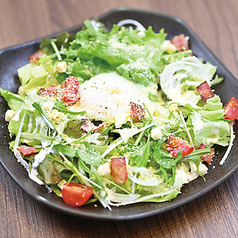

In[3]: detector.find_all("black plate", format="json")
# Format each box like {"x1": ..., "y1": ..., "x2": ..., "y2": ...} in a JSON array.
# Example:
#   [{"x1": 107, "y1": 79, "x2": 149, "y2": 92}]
[{"x1": 0, "y1": 8, "x2": 238, "y2": 221}]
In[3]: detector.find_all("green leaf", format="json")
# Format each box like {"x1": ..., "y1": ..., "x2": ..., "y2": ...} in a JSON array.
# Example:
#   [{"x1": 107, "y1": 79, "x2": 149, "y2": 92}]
[
  {"x1": 0, "y1": 88, "x2": 24, "y2": 111},
  {"x1": 32, "y1": 102, "x2": 57, "y2": 131},
  {"x1": 40, "y1": 32, "x2": 76, "y2": 55},
  {"x1": 76, "y1": 141, "x2": 102, "y2": 167},
  {"x1": 53, "y1": 144, "x2": 77, "y2": 158},
  {"x1": 53, "y1": 99, "x2": 86, "y2": 115},
  {"x1": 37, "y1": 154, "x2": 66, "y2": 185},
  {"x1": 84, "y1": 20, "x2": 98, "y2": 35},
  {"x1": 189, "y1": 96, "x2": 230, "y2": 147},
  {"x1": 40, "y1": 38, "x2": 54, "y2": 55},
  {"x1": 130, "y1": 136, "x2": 151, "y2": 167},
  {"x1": 145, "y1": 190, "x2": 180, "y2": 202},
  {"x1": 153, "y1": 141, "x2": 183, "y2": 185}
]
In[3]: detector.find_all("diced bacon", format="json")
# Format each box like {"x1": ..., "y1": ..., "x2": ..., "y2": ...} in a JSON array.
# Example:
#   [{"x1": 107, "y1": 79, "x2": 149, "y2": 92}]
[
  {"x1": 81, "y1": 120, "x2": 108, "y2": 133},
  {"x1": 81, "y1": 120, "x2": 96, "y2": 133},
  {"x1": 167, "y1": 134, "x2": 194, "y2": 157},
  {"x1": 196, "y1": 81, "x2": 215, "y2": 102},
  {"x1": 198, "y1": 143, "x2": 215, "y2": 164},
  {"x1": 110, "y1": 157, "x2": 128, "y2": 184},
  {"x1": 130, "y1": 102, "x2": 145, "y2": 121},
  {"x1": 93, "y1": 122, "x2": 108, "y2": 132},
  {"x1": 40, "y1": 85, "x2": 58, "y2": 97},
  {"x1": 171, "y1": 34, "x2": 190, "y2": 52},
  {"x1": 61, "y1": 76, "x2": 80, "y2": 105},
  {"x1": 17, "y1": 146, "x2": 38, "y2": 156},
  {"x1": 29, "y1": 50, "x2": 44, "y2": 63}
]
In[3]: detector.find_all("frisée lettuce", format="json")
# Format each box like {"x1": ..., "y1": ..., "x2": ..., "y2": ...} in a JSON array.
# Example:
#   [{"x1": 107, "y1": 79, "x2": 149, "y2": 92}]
[{"x1": 0, "y1": 19, "x2": 234, "y2": 209}]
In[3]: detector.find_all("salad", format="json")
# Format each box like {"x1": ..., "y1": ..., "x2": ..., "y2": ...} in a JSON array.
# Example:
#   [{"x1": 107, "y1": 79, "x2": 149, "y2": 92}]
[{"x1": 1, "y1": 19, "x2": 238, "y2": 210}]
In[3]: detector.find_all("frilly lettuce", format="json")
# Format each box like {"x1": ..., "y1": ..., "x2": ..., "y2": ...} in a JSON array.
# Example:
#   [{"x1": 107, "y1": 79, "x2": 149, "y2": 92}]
[
  {"x1": 188, "y1": 96, "x2": 230, "y2": 147},
  {"x1": 18, "y1": 55, "x2": 59, "y2": 93}
]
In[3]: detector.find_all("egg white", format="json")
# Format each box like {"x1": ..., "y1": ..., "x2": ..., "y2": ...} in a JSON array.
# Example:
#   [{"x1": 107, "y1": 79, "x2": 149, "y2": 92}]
[{"x1": 69, "y1": 72, "x2": 164, "y2": 127}]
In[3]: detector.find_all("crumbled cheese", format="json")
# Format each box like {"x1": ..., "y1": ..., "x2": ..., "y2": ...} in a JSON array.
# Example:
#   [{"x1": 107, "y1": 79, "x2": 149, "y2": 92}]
[
  {"x1": 97, "y1": 163, "x2": 111, "y2": 177},
  {"x1": 48, "y1": 109, "x2": 66, "y2": 123},
  {"x1": 42, "y1": 100, "x2": 54, "y2": 111},
  {"x1": 161, "y1": 40, "x2": 177, "y2": 54},
  {"x1": 151, "y1": 127, "x2": 163, "y2": 140},
  {"x1": 18, "y1": 85, "x2": 26, "y2": 96},
  {"x1": 187, "y1": 162, "x2": 208, "y2": 182},
  {"x1": 57, "y1": 61, "x2": 67, "y2": 73},
  {"x1": 5, "y1": 110, "x2": 15, "y2": 122},
  {"x1": 199, "y1": 163, "x2": 208, "y2": 175}
]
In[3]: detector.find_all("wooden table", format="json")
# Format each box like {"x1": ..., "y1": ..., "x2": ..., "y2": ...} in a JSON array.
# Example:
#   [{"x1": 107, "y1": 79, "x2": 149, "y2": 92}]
[{"x1": 0, "y1": 0, "x2": 238, "y2": 237}]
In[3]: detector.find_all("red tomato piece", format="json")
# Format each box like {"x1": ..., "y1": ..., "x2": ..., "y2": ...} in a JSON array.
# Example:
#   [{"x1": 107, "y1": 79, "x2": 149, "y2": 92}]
[
  {"x1": 224, "y1": 96, "x2": 238, "y2": 120},
  {"x1": 197, "y1": 143, "x2": 215, "y2": 164},
  {"x1": 62, "y1": 182, "x2": 93, "y2": 207},
  {"x1": 167, "y1": 134, "x2": 194, "y2": 157},
  {"x1": 197, "y1": 143, "x2": 207, "y2": 150},
  {"x1": 130, "y1": 102, "x2": 145, "y2": 121},
  {"x1": 110, "y1": 157, "x2": 128, "y2": 184},
  {"x1": 171, "y1": 34, "x2": 190, "y2": 52},
  {"x1": 29, "y1": 50, "x2": 44, "y2": 63},
  {"x1": 40, "y1": 85, "x2": 58, "y2": 97},
  {"x1": 196, "y1": 81, "x2": 215, "y2": 102},
  {"x1": 17, "y1": 146, "x2": 38, "y2": 156},
  {"x1": 61, "y1": 76, "x2": 80, "y2": 105}
]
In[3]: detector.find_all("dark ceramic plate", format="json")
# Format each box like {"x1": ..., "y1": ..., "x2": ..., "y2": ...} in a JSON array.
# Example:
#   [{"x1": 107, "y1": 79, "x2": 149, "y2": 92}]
[{"x1": 0, "y1": 8, "x2": 238, "y2": 221}]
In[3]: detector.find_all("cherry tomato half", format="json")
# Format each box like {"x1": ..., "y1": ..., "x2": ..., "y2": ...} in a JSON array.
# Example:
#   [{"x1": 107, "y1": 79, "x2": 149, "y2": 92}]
[
  {"x1": 224, "y1": 96, "x2": 238, "y2": 120},
  {"x1": 167, "y1": 134, "x2": 194, "y2": 157},
  {"x1": 62, "y1": 182, "x2": 93, "y2": 207}
]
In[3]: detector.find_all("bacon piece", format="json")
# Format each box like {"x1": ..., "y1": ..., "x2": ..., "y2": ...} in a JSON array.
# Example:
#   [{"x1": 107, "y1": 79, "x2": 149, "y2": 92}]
[
  {"x1": 167, "y1": 134, "x2": 194, "y2": 157},
  {"x1": 130, "y1": 102, "x2": 145, "y2": 121},
  {"x1": 110, "y1": 157, "x2": 128, "y2": 184},
  {"x1": 196, "y1": 81, "x2": 215, "y2": 102},
  {"x1": 40, "y1": 85, "x2": 58, "y2": 97},
  {"x1": 198, "y1": 143, "x2": 215, "y2": 164},
  {"x1": 29, "y1": 50, "x2": 44, "y2": 63},
  {"x1": 17, "y1": 146, "x2": 38, "y2": 156},
  {"x1": 171, "y1": 34, "x2": 190, "y2": 52},
  {"x1": 81, "y1": 120, "x2": 95, "y2": 133},
  {"x1": 93, "y1": 122, "x2": 108, "y2": 132},
  {"x1": 81, "y1": 120, "x2": 108, "y2": 133},
  {"x1": 61, "y1": 76, "x2": 80, "y2": 105}
]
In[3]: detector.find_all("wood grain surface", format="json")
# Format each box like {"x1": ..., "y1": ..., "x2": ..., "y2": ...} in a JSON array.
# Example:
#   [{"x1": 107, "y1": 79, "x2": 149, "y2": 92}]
[{"x1": 0, "y1": 0, "x2": 238, "y2": 237}]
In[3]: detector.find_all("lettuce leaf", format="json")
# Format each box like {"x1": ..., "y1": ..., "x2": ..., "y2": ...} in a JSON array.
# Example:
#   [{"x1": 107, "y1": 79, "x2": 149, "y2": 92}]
[
  {"x1": 0, "y1": 88, "x2": 24, "y2": 111},
  {"x1": 188, "y1": 96, "x2": 230, "y2": 147},
  {"x1": 17, "y1": 55, "x2": 59, "y2": 92}
]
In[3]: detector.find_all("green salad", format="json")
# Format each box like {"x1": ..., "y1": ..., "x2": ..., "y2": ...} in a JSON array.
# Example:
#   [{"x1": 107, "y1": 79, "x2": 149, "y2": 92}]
[{"x1": 0, "y1": 19, "x2": 234, "y2": 209}]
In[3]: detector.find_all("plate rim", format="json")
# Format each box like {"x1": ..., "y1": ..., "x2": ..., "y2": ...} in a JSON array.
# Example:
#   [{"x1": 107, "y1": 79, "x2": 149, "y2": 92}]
[{"x1": 0, "y1": 7, "x2": 238, "y2": 221}]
